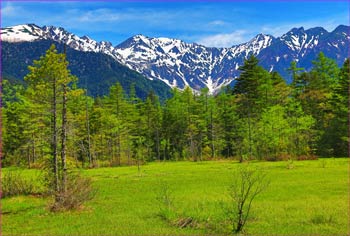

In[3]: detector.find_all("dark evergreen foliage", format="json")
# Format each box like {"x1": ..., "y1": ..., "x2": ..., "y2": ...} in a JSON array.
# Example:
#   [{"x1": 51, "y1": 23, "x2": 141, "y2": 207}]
[
  {"x1": 2, "y1": 50, "x2": 348, "y2": 169},
  {"x1": 2, "y1": 40, "x2": 172, "y2": 101}
]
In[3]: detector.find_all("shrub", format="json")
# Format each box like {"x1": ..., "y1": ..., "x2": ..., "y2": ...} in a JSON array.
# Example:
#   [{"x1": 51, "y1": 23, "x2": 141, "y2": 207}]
[
  {"x1": 50, "y1": 173, "x2": 95, "y2": 212},
  {"x1": 1, "y1": 171, "x2": 35, "y2": 197},
  {"x1": 156, "y1": 181, "x2": 175, "y2": 221},
  {"x1": 224, "y1": 165, "x2": 270, "y2": 234},
  {"x1": 286, "y1": 159, "x2": 294, "y2": 169},
  {"x1": 296, "y1": 155, "x2": 318, "y2": 160},
  {"x1": 311, "y1": 214, "x2": 335, "y2": 224}
]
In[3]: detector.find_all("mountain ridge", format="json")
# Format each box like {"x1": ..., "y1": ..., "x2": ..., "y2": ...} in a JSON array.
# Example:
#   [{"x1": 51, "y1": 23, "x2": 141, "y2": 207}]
[
  {"x1": 1, "y1": 39, "x2": 173, "y2": 100},
  {"x1": 2, "y1": 24, "x2": 349, "y2": 94}
]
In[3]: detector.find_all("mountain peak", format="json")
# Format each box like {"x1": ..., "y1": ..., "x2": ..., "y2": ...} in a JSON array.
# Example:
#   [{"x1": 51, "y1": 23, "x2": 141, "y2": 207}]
[
  {"x1": 282, "y1": 27, "x2": 306, "y2": 37},
  {"x1": 81, "y1": 35, "x2": 92, "y2": 41},
  {"x1": 1, "y1": 24, "x2": 44, "y2": 42},
  {"x1": 305, "y1": 26, "x2": 328, "y2": 35},
  {"x1": 293, "y1": 26, "x2": 304, "y2": 31},
  {"x1": 333, "y1": 24, "x2": 350, "y2": 34},
  {"x1": 2, "y1": 24, "x2": 349, "y2": 94},
  {"x1": 26, "y1": 23, "x2": 41, "y2": 28},
  {"x1": 133, "y1": 34, "x2": 149, "y2": 41},
  {"x1": 253, "y1": 33, "x2": 274, "y2": 41},
  {"x1": 42, "y1": 25, "x2": 66, "y2": 33}
]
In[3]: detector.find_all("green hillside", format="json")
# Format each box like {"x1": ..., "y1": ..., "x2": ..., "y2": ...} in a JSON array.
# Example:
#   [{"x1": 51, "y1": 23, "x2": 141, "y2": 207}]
[{"x1": 2, "y1": 41, "x2": 172, "y2": 100}]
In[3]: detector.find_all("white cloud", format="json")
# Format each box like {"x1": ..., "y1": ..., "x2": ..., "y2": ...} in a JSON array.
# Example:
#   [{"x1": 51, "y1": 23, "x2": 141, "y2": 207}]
[
  {"x1": 77, "y1": 9, "x2": 123, "y2": 23},
  {"x1": 208, "y1": 20, "x2": 227, "y2": 26},
  {"x1": 1, "y1": 3, "x2": 22, "y2": 17},
  {"x1": 197, "y1": 30, "x2": 248, "y2": 48}
]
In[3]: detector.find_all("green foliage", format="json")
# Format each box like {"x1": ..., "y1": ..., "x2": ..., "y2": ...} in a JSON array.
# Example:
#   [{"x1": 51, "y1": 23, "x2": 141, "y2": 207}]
[
  {"x1": 293, "y1": 54, "x2": 347, "y2": 157},
  {"x1": 156, "y1": 181, "x2": 176, "y2": 221},
  {"x1": 310, "y1": 213, "x2": 335, "y2": 225},
  {"x1": 1, "y1": 78, "x2": 26, "y2": 106},
  {"x1": 2, "y1": 40, "x2": 172, "y2": 101},
  {"x1": 3, "y1": 51, "x2": 348, "y2": 169},
  {"x1": 1, "y1": 171, "x2": 35, "y2": 197},
  {"x1": 7, "y1": 46, "x2": 349, "y2": 235}
]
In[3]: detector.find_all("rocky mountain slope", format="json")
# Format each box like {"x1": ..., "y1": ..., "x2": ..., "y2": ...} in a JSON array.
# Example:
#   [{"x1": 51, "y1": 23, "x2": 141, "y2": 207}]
[{"x1": 2, "y1": 24, "x2": 349, "y2": 94}]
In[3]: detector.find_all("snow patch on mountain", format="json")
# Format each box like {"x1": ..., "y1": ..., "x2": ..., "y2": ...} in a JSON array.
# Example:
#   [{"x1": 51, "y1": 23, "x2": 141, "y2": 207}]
[
  {"x1": 1, "y1": 24, "x2": 43, "y2": 42},
  {"x1": 2, "y1": 24, "x2": 349, "y2": 94}
]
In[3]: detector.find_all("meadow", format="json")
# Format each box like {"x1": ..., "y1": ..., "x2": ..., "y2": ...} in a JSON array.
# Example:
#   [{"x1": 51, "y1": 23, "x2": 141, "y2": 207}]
[{"x1": 2, "y1": 158, "x2": 349, "y2": 235}]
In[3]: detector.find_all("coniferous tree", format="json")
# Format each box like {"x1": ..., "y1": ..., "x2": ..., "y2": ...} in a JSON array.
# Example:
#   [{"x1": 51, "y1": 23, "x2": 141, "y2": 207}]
[
  {"x1": 216, "y1": 90, "x2": 239, "y2": 158},
  {"x1": 324, "y1": 59, "x2": 350, "y2": 156},
  {"x1": 24, "y1": 44, "x2": 75, "y2": 193},
  {"x1": 141, "y1": 91, "x2": 163, "y2": 161},
  {"x1": 302, "y1": 53, "x2": 340, "y2": 156},
  {"x1": 233, "y1": 55, "x2": 273, "y2": 159},
  {"x1": 3, "y1": 51, "x2": 346, "y2": 168}
]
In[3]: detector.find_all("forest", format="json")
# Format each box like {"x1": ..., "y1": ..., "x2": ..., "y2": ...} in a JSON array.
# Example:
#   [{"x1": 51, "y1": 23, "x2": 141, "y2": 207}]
[
  {"x1": 2, "y1": 44, "x2": 349, "y2": 235},
  {"x1": 2, "y1": 44, "x2": 349, "y2": 170}
]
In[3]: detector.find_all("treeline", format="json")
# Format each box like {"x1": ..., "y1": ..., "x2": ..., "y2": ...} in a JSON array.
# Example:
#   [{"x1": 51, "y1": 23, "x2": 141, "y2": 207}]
[{"x1": 3, "y1": 45, "x2": 349, "y2": 168}]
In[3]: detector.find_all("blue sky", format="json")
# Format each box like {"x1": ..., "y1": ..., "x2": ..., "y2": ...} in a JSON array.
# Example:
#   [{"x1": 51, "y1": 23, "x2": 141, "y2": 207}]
[{"x1": 1, "y1": 1, "x2": 349, "y2": 47}]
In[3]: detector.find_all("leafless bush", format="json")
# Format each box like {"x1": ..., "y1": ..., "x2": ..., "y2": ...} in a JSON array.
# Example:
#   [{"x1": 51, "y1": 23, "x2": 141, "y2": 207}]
[
  {"x1": 50, "y1": 173, "x2": 95, "y2": 212},
  {"x1": 225, "y1": 165, "x2": 270, "y2": 234}
]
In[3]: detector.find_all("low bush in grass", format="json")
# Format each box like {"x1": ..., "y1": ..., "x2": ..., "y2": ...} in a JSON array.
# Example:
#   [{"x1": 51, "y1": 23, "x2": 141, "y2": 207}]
[
  {"x1": 296, "y1": 155, "x2": 318, "y2": 161},
  {"x1": 1, "y1": 171, "x2": 36, "y2": 197},
  {"x1": 224, "y1": 165, "x2": 270, "y2": 234},
  {"x1": 311, "y1": 214, "x2": 335, "y2": 225},
  {"x1": 156, "y1": 181, "x2": 176, "y2": 221},
  {"x1": 50, "y1": 173, "x2": 96, "y2": 212}
]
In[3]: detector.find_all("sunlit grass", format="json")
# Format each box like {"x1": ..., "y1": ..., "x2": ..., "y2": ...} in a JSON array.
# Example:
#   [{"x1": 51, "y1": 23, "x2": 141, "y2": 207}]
[{"x1": 2, "y1": 158, "x2": 349, "y2": 235}]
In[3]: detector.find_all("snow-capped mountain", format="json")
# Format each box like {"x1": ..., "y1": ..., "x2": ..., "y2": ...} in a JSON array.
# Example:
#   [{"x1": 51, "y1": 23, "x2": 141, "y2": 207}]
[
  {"x1": 114, "y1": 33, "x2": 276, "y2": 93},
  {"x1": 1, "y1": 24, "x2": 117, "y2": 56},
  {"x1": 2, "y1": 24, "x2": 349, "y2": 94},
  {"x1": 114, "y1": 26, "x2": 349, "y2": 92}
]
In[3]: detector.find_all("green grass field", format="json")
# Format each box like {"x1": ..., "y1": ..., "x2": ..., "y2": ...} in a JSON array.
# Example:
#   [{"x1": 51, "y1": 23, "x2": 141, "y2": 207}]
[{"x1": 2, "y1": 158, "x2": 349, "y2": 235}]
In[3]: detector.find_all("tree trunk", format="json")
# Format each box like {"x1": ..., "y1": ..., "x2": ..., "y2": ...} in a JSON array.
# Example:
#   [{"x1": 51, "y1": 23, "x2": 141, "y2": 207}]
[
  {"x1": 127, "y1": 143, "x2": 131, "y2": 166},
  {"x1": 85, "y1": 90, "x2": 93, "y2": 167},
  {"x1": 210, "y1": 108, "x2": 215, "y2": 159},
  {"x1": 117, "y1": 133, "x2": 121, "y2": 166},
  {"x1": 32, "y1": 134, "x2": 36, "y2": 163},
  {"x1": 137, "y1": 155, "x2": 141, "y2": 175},
  {"x1": 247, "y1": 102, "x2": 252, "y2": 161},
  {"x1": 52, "y1": 76, "x2": 59, "y2": 193},
  {"x1": 156, "y1": 128, "x2": 160, "y2": 161},
  {"x1": 27, "y1": 146, "x2": 31, "y2": 169},
  {"x1": 61, "y1": 83, "x2": 67, "y2": 193},
  {"x1": 235, "y1": 205, "x2": 244, "y2": 233}
]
